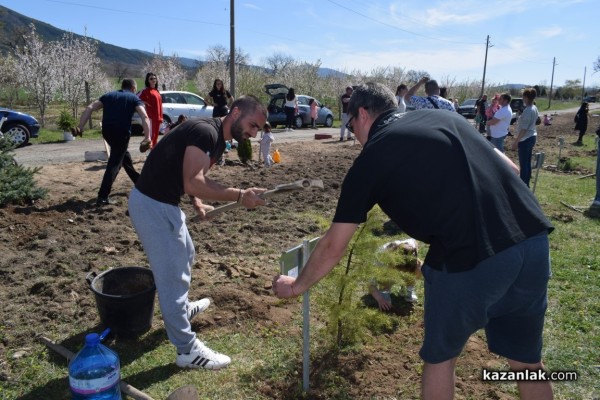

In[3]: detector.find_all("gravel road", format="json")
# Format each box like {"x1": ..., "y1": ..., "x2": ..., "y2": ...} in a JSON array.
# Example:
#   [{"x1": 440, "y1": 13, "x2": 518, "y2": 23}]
[
  {"x1": 13, "y1": 104, "x2": 597, "y2": 167},
  {"x1": 13, "y1": 127, "x2": 340, "y2": 167}
]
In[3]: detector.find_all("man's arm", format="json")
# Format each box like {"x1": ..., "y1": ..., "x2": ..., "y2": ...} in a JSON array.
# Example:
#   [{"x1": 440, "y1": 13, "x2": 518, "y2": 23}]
[
  {"x1": 182, "y1": 145, "x2": 266, "y2": 216},
  {"x1": 77, "y1": 100, "x2": 103, "y2": 131},
  {"x1": 272, "y1": 222, "x2": 359, "y2": 298},
  {"x1": 135, "y1": 105, "x2": 152, "y2": 141},
  {"x1": 494, "y1": 147, "x2": 519, "y2": 174},
  {"x1": 404, "y1": 76, "x2": 429, "y2": 104},
  {"x1": 487, "y1": 117, "x2": 500, "y2": 126}
]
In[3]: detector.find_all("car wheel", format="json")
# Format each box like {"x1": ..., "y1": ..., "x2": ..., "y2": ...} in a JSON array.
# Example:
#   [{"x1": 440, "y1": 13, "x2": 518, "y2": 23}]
[
  {"x1": 270, "y1": 123, "x2": 278, "y2": 128},
  {"x1": 3, "y1": 123, "x2": 30, "y2": 147},
  {"x1": 294, "y1": 116, "x2": 303, "y2": 129},
  {"x1": 324, "y1": 115, "x2": 334, "y2": 127}
]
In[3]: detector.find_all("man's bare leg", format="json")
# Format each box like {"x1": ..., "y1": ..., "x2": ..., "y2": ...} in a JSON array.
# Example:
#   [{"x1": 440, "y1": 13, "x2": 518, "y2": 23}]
[
  {"x1": 422, "y1": 357, "x2": 457, "y2": 400},
  {"x1": 507, "y1": 359, "x2": 553, "y2": 400}
]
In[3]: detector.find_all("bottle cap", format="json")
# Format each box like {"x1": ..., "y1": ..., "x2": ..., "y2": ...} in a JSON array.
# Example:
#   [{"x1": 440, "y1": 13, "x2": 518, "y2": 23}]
[{"x1": 84, "y1": 333, "x2": 100, "y2": 346}]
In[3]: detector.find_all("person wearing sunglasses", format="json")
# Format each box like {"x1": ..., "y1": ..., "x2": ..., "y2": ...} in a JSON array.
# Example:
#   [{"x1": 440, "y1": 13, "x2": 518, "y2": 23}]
[
  {"x1": 274, "y1": 82, "x2": 554, "y2": 400},
  {"x1": 139, "y1": 72, "x2": 163, "y2": 149}
]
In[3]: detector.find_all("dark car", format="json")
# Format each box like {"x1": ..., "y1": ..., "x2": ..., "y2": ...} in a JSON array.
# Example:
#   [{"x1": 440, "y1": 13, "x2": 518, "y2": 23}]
[
  {"x1": 509, "y1": 98, "x2": 524, "y2": 125},
  {"x1": 583, "y1": 96, "x2": 596, "y2": 103},
  {"x1": 457, "y1": 99, "x2": 478, "y2": 119},
  {"x1": 509, "y1": 98, "x2": 524, "y2": 113},
  {"x1": 264, "y1": 84, "x2": 334, "y2": 129},
  {"x1": 0, "y1": 108, "x2": 41, "y2": 147}
]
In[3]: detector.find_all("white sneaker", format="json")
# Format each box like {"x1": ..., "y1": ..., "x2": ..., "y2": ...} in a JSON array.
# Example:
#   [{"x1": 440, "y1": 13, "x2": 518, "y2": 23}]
[
  {"x1": 187, "y1": 298, "x2": 210, "y2": 321},
  {"x1": 404, "y1": 286, "x2": 418, "y2": 303},
  {"x1": 176, "y1": 339, "x2": 231, "y2": 370}
]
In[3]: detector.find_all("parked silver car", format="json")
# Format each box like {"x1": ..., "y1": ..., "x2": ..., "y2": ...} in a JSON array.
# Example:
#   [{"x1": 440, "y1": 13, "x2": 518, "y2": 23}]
[
  {"x1": 265, "y1": 84, "x2": 334, "y2": 129},
  {"x1": 131, "y1": 91, "x2": 214, "y2": 135}
]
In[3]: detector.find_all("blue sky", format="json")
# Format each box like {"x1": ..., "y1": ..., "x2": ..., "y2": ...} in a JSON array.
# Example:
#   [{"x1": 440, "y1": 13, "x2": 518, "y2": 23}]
[{"x1": 4, "y1": 0, "x2": 599, "y2": 88}]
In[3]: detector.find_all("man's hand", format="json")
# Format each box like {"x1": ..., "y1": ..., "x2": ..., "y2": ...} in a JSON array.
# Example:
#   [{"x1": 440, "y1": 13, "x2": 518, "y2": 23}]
[
  {"x1": 272, "y1": 274, "x2": 299, "y2": 298},
  {"x1": 139, "y1": 138, "x2": 151, "y2": 153},
  {"x1": 239, "y1": 188, "x2": 268, "y2": 209},
  {"x1": 371, "y1": 290, "x2": 392, "y2": 311},
  {"x1": 191, "y1": 197, "x2": 214, "y2": 221}
]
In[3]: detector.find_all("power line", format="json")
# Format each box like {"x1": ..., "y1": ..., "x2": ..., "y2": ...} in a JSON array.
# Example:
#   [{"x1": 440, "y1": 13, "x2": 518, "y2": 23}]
[
  {"x1": 44, "y1": 0, "x2": 226, "y2": 27},
  {"x1": 326, "y1": 0, "x2": 480, "y2": 45},
  {"x1": 43, "y1": 0, "x2": 305, "y2": 47}
]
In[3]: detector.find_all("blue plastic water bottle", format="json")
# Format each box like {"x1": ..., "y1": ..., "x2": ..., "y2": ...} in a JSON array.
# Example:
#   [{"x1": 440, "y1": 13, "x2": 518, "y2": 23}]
[{"x1": 68, "y1": 330, "x2": 121, "y2": 400}]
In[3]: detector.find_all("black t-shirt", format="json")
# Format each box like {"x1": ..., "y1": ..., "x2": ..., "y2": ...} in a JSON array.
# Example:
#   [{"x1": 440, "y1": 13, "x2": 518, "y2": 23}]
[
  {"x1": 341, "y1": 94, "x2": 352, "y2": 113},
  {"x1": 333, "y1": 109, "x2": 553, "y2": 272},
  {"x1": 209, "y1": 89, "x2": 232, "y2": 108},
  {"x1": 135, "y1": 118, "x2": 226, "y2": 205}
]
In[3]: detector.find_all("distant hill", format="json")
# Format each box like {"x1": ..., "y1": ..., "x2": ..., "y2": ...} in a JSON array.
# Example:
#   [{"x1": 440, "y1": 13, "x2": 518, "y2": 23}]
[
  {"x1": 0, "y1": 5, "x2": 156, "y2": 71},
  {"x1": 0, "y1": 5, "x2": 342, "y2": 79}
]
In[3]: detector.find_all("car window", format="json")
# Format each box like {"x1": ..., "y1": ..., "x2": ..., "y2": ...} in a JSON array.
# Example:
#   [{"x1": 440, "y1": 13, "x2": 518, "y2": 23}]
[
  {"x1": 181, "y1": 93, "x2": 205, "y2": 106},
  {"x1": 297, "y1": 97, "x2": 309, "y2": 106},
  {"x1": 162, "y1": 93, "x2": 183, "y2": 104},
  {"x1": 273, "y1": 98, "x2": 284, "y2": 110},
  {"x1": 161, "y1": 94, "x2": 173, "y2": 103}
]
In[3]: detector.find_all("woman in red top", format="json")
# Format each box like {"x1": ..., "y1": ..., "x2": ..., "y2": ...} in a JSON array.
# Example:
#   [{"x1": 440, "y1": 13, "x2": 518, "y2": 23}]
[{"x1": 139, "y1": 72, "x2": 163, "y2": 148}]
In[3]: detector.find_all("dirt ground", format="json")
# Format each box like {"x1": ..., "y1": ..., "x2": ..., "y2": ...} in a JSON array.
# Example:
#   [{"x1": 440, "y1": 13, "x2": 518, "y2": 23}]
[{"x1": 0, "y1": 111, "x2": 597, "y2": 399}]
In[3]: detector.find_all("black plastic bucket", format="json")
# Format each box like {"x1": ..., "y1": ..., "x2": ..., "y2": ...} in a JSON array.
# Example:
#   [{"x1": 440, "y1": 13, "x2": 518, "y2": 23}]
[{"x1": 86, "y1": 266, "x2": 156, "y2": 338}]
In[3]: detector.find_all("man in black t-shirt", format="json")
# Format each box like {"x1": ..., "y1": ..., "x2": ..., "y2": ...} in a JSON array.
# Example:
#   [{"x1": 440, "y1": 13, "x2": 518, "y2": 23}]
[
  {"x1": 273, "y1": 83, "x2": 554, "y2": 399},
  {"x1": 129, "y1": 95, "x2": 268, "y2": 370},
  {"x1": 475, "y1": 94, "x2": 488, "y2": 133}
]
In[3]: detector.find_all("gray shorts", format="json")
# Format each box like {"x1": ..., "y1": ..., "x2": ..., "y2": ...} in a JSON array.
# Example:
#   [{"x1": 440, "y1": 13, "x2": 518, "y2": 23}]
[{"x1": 419, "y1": 233, "x2": 550, "y2": 364}]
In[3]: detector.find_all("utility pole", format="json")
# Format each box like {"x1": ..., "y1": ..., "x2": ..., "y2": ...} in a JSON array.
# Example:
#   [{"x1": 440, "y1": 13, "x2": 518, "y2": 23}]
[
  {"x1": 581, "y1": 66, "x2": 587, "y2": 100},
  {"x1": 548, "y1": 57, "x2": 556, "y2": 109},
  {"x1": 229, "y1": 0, "x2": 236, "y2": 98},
  {"x1": 480, "y1": 35, "x2": 492, "y2": 97}
]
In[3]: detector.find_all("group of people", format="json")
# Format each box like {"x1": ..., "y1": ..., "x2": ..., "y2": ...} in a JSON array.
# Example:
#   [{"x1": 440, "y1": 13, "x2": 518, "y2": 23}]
[
  {"x1": 71, "y1": 74, "x2": 600, "y2": 399},
  {"x1": 73, "y1": 74, "x2": 240, "y2": 205}
]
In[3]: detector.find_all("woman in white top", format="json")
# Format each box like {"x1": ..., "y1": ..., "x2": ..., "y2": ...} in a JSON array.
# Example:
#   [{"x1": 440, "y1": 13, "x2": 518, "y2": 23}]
[
  {"x1": 284, "y1": 88, "x2": 297, "y2": 131},
  {"x1": 511, "y1": 88, "x2": 539, "y2": 187}
]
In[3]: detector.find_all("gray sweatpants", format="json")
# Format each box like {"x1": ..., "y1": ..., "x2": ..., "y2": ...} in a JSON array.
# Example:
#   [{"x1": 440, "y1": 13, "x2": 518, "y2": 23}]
[{"x1": 128, "y1": 187, "x2": 196, "y2": 354}]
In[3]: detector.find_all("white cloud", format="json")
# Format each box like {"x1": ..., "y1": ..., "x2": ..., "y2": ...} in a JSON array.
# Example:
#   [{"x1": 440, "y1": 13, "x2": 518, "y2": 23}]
[
  {"x1": 536, "y1": 26, "x2": 562, "y2": 38},
  {"x1": 242, "y1": 3, "x2": 260, "y2": 11}
]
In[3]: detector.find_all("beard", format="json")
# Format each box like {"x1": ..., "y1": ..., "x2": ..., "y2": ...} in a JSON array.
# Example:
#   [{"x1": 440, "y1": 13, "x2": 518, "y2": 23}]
[{"x1": 230, "y1": 117, "x2": 246, "y2": 143}]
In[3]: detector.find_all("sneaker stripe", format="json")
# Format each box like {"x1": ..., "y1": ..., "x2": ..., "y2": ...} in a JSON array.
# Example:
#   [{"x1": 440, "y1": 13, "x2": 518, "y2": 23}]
[{"x1": 191, "y1": 356, "x2": 207, "y2": 366}]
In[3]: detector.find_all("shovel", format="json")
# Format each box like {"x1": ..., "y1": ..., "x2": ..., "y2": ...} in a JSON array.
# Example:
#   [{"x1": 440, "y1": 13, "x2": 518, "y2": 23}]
[
  {"x1": 194, "y1": 179, "x2": 324, "y2": 221},
  {"x1": 38, "y1": 336, "x2": 199, "y2": 400}
]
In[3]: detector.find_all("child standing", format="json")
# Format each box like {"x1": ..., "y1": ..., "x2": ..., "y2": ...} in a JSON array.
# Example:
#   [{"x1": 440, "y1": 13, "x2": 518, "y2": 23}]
[
  {"x1": 260, "y1": 122, "x2": 275, "y2": 167},
  {"x1": 309, "y1": 98, "x2": 319, "y2": 129}
]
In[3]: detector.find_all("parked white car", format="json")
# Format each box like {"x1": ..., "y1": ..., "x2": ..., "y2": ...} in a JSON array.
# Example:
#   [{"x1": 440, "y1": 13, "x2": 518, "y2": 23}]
[{"x1": 131, "y1": 91, "x2": 214, "y2": 135}]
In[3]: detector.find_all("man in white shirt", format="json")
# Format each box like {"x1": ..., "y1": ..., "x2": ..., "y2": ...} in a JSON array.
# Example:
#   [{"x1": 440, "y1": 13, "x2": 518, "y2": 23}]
[{"x1": 486, "y1": 93, "x2": 513, "y2": 153}]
